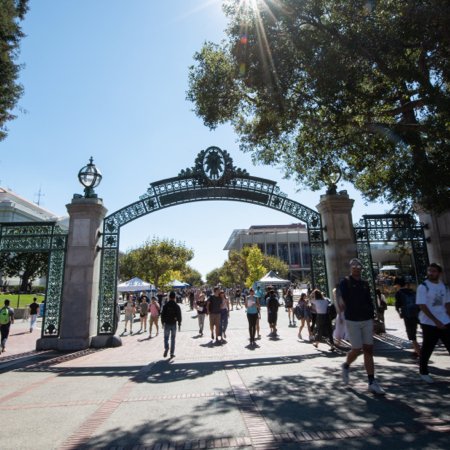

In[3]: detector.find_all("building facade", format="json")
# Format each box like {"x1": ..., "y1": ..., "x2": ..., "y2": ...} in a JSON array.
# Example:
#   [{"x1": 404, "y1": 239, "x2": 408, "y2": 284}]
[
  {"x1": 0, "y1": 187, "x2": 68, "y2": 288},
  {"x1": 224, "y1": 224, "x2": 311, "y2": 282}
]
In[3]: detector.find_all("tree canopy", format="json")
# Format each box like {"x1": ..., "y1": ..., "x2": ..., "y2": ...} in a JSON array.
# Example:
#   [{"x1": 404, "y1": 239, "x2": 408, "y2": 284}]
[
  {"x1": 0, "y1": 0, "x2": 29, "y2": 141},
  {"x1": 206, "y1": 245, "x2": 289, "y2": 287},
  {"x1": 187, "y1": 0, "x2": 450, "y2": 212},
  {"x1": 119, "y1": 237, "x2": 194, "y2": 288}
]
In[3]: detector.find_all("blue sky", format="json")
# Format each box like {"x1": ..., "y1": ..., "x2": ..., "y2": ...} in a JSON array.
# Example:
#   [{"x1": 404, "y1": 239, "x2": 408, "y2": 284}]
[{"x1": 1, "y1": 0, "x2": 389, "y2": 279}]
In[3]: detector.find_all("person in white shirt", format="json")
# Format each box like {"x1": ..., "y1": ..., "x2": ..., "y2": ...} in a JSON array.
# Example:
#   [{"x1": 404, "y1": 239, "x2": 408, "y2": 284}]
[
  {"x1": 416, "y1": 263, "x2": 450, "y2": 383},
  {"x1": 310, "y1": 289, "x2": 334, "y2": 351}
]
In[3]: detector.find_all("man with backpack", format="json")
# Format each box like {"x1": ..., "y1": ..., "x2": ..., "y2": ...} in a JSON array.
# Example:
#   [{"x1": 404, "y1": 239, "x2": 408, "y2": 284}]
[
  {"x1": 395, "y1": 277, "x2": 421, "y2": 358},
  {"x1": 161, "y1": 291, "x2": 182, "y2": 358},
  {"x1": 0, "y1": 299, "x2": 15, "y2": 354},
  {"x1": 416, "y1": 263, "x2": 450, "y2": 383},
  {"x1": 340, "y1": 258, "x2": 385, "y2": 395}
]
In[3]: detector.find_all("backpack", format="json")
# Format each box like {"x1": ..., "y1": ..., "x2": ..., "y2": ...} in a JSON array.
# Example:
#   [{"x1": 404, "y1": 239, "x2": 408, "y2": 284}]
[
  {"x1": 327, "y1": 301, "x2": 337, "y2": 320},
  {"x1": 0, "y1": 307, "x2": 11, "y2": 325},
  {"x1": 399, "y1": 289, "x2": 419, "y2": 319},
  {"x1": 294, "y1": 304, "x2": 303, "y2": 320}
]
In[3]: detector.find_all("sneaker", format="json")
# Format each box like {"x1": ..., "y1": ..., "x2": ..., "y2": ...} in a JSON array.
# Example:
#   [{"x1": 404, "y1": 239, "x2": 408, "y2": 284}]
[
  {"x1": 163, "y1": 349, "x2": 168, "y2": 357},
  {"x1": 420, "y1": 374, "x2": 434, "y2": 384},
  {"x1": 170, "y1": 354, "x2": 175, "y2": 358},
  {"x1": 341, "y1": 363, "x2": 350, "y2": 385},
  {"x1": 368, "y1": 380, "x2": 386, "y2": 395}
]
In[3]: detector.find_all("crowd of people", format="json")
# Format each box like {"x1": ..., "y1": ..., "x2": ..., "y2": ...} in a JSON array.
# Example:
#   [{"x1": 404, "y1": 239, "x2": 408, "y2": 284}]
[
  {"x1": 1, "y1": 260, "x2": 448, "y2": 395},
  {"x1": 115, "y1": 259, "x2": 450, "y2": 395}
]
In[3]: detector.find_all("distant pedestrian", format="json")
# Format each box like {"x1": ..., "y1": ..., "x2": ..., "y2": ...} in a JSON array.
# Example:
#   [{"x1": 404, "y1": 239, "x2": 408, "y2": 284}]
[
  {"x1": 196, "y1": 293, "x2": 207, "y2": 336},
  {"x1": 266, "y1": 289, "x2": 279, "y2": 336},
  {"x1": 139, "y1": 296, "x2": 149, "y2": 333},
  {"x1": 375, "y1": 289, "x2": 387, "y2": 323},
  {"x1": 333, "y1": 285, "x2": 347, "y2": 347},
  {"x1": 219, "y1": 290, "x2": 230, "y2": 339},
  {"x1": 296, "y1": 293, "x2": 312, "y2": 341},
  {"x1": 340, "y1": 258, "x2": 385, "y2": 395},
  {"x1": 123, "y1": 296, "x2": 136, "y2": 334},
  {"x1": 161, "y1": 291, "x2": 182, "y2": 358},
  {"x1": 245, "y1": 288, "x2": 260, "y2": 346},
  {"x1": 149, "y1": 296, "x2": 160, "y2": 336},
  {"x1": 394, "y1": 277, "x2": 420, "y2": 358},
  {"x1": 310, "y1": 289, "x2": 335, "y2": 351},
  {"x1": 0, "y1": 299, "x2": 15, "y2": 354},
  {"x1": 284, "y1": 289, "x2": 295, "y2": 326},
  {"x1": 416, "y1": 263, "x2": 450, "y2": 383},
  {"x1": 28, "y1": 297, "x2": 40, "y2": 333},
  {"x1": 207, "y1": 287, "x2": 222, "y2": 343}
]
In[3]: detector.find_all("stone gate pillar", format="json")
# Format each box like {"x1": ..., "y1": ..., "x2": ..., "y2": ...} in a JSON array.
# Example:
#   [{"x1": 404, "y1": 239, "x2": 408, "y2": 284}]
[
  {"x1": 37, "y1": 197, "x2": 107, "y2": 351},
  {"x1": 415, "y1": 207, "x2": 450, "y2": 283},
  {"x1": 317, "y1": 191, "x2": 357, "y2": 295}
]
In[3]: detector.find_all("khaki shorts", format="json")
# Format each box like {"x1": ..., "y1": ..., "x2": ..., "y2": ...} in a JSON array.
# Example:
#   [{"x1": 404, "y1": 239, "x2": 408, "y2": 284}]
[
  {"x1": 345, "y1": 319, "x2": 373, "y2": 349},
  {"x1": 209, "y1": 313, "x2": 220, "y2": 330}
]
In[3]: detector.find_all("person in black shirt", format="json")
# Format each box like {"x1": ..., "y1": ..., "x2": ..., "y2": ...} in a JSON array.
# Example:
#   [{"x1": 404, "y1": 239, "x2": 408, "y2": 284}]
[
  {"x1": 340, "y1": 258, "x2": 385, "y2": 395},
  {"x1": 161, "y1": 291, "x2": 182, "y2": 358},
  {"x1": 28, "y1": 297, "x2": 40, "y2": 333},
  {"x1": 266, "y1": 289, "x2": 279, "y2": 336}
]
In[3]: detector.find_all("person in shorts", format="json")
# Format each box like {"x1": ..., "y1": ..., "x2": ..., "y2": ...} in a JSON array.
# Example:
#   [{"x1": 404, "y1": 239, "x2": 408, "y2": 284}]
[
  {"x1": 149, "y1": 296, "x2": 161, "y2": 337},
  {"x1": 139, "y1": 295, "x2": 149, "y2": 333},
  {"x1": 340, "y1": 258, "x2": 385, "y2": 395}
]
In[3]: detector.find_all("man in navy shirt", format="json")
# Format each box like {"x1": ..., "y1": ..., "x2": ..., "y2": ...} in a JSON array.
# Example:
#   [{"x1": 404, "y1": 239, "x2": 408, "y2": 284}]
[{"x1": 340, "y1": 258, "x2": 385, "y2": 395}]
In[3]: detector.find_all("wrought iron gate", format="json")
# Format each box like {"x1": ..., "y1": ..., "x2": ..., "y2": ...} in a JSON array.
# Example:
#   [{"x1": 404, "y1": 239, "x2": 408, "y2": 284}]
[
  {"x1": 0, "y1": 222, "x2": 68, "y2": 337},
  {"x1": 97, "y1": 147, "x2": 328, "y2": 335},
  {"x1": 354, "y1": 214, "x2": 429, "y2": 299}
]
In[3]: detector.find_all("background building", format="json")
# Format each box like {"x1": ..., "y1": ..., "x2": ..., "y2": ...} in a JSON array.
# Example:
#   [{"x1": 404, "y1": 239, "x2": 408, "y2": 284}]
[
  {"x1": 224, "y1": 224, "x2": 311, "y2": 282},
  {"x1": 0, "y1": 187, "x2": 68, "y2": 289}
]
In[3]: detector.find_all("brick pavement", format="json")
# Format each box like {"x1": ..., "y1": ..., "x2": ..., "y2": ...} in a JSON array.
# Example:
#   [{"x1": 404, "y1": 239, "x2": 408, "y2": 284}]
[{"x1": 0, "y1": 305, "x2": 449, "y2": 449}]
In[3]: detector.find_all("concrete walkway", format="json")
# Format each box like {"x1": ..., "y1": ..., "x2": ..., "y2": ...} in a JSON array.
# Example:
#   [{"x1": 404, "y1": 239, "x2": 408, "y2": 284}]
[{"x1": 1, "y1": 306, "x2": 449, "y2": 449}]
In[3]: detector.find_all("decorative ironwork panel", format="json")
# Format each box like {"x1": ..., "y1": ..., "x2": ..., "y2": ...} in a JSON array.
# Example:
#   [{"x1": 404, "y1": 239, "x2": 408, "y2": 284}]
[
  {"x1": 97, "y1": 248, "x2": 119, "y2": 334},
  {"x1": 0, "y1": 222, "x2": 67, "y2": 338},
  {"x1": 354, "y1": 214, "x2": 429, "y2": 307},
  {"x1": 97, "y1": 146, "x2": 328, "y2": 335}
]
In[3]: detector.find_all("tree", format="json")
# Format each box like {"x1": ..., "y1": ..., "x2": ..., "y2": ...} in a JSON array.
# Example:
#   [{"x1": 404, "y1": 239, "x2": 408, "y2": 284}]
[
  {"x1": 188, "y1": 0, "x2": 450, "y2": 212},
  {"x1": 119, "y1": 238, "x2": 194, "y2": 288},
  {"x1": 246, "y1": 245, "x2": 266, "y2": 287},
  {"x1": 206, "y1": 267, "x2": 223, "y2": 286},
  {"x1": 182, "y1": 265, "x2": 203, "y2": 286},
  {"x1": 0, "y1": 0, "x2": 29, "y2": 141},
  {"x1": 0, "y1": 252, "x2": 48, "y2": 291},
  {"x1": 206, "y1": 245, "x2": 289, "y2": 287}
]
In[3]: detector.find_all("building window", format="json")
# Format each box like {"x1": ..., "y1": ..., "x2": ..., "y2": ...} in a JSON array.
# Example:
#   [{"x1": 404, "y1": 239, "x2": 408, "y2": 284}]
[
  {"x1": 278, "y1": 243, "x2": 289, "y2": 264},
  {"x1": 257, "y1": 243, "x2": 265, "y2": 253},
  {"x1": 266, "y1": 243, "x2": 277, "y2": 256},
  {"x1": 302, "y1": 242, "x2": 311, "y2": 266},
  {"x1": 290, "y1": 242, "x2": 300, "y2": 266}
]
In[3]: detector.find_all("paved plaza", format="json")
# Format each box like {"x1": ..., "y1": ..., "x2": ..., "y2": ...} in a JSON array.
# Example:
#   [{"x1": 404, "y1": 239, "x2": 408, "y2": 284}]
[{"x1": 0, "y1": 305, "x2": 449, "y2": 450}]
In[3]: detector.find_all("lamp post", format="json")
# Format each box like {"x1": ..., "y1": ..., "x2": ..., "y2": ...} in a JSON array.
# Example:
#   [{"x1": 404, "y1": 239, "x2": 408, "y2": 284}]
[
  {"x1": 16, "y1": 271, "x2": 24, "y2": 309},
  {"x1": 322, "y1": 166, "x2": 342, "y2": 195},
  {"x1": 78, "y1": 157, "x2": 102, "y2": 198}
]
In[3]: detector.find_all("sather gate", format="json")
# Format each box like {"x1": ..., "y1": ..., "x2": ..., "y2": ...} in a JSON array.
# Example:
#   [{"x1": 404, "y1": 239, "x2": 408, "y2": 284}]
[{"x1": 96, "y1": 147, "x2": 328, "y2": 335}]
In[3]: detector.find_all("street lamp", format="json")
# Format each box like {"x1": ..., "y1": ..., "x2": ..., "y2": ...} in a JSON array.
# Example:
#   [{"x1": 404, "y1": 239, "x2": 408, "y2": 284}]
[
  {"x1": 78, "y1": 157, "x2": 102, "y2": 198},
  {"x1": 322, "y1": 166, "x2": 342, "y2": 195}
]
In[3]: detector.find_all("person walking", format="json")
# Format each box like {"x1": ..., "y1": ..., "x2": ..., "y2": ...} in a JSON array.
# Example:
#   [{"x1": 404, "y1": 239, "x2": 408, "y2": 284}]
[
  {"x1": 333, "y1": 285, "x2": 348, "y2": 347},
  {"x1": 28, "y1": 297, "x2": 40, "y2": 333},
  {"x1": 139, "y1": 296, "x2": 149, "y2": 333},
  {"x1": 266, "y1": 288, "x2": 280, "y2": 336},
  {"x1": 375, "y1": 289, "x2": 387, "y2": 323},
  {"x1": 207, "y1": 287, "x2": 222, "y2": 344},
  {"x1": 340, "y1": 258, "x2": 385, "y2": 395},
  {"x1": 149, "y1": 296, "x2": 161, "y2": 337},
  {"x1": 161, "y1": 291, "x2": 182, "y2": 358},
  {"x1": 0, "y1": 299, "x2": 15, "y2": 354},
  {"x1": 245, "y1": 288, "x2": 260, "y2": 346},
  {"x1": 310, "y1": 289, "x2": 335, "y2": 351},
  {"x1": 219, "y1": 290, "x2": 230, "y2": 339},
  {"x1": 123, "y1": 295, "x2": 136, "y2": 334},
  {"x1": 196, "y1": 292, "x2": 207, "y2": 336},
  {"x1": 296, "y1": 293, "x2": 312, "y2": 340},
  {"x1": 284, "y1": 288, "x2": 295, "y2": 326},
  {"x1": 416, "y1": 263, "x2": 450, "y2": 383},
  {"x1": 394, "y1": 277, "x2": 421, "y2": 358}
]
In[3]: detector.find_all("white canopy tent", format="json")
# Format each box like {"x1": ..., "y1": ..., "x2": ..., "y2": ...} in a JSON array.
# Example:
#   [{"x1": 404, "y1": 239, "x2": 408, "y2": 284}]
[
  {"x1": 380, "y1": 265, "x2": 399, "y2": 272},
  {"x1": 117, "y1": 277, "x2": 156, "y2": 292},
  {"x1": 257, "y1": 270, "x2": 290, "y2": 286},
  {"x1": 168, "y1": 279, "x2": 190, "y2": 289}
]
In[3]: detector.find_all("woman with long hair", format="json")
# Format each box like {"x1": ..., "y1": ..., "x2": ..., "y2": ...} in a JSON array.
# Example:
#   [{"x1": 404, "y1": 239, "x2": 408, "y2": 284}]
[
  {"x1": 245, "y1": 288, "x2": 260, "y2": 346},
  {"x1": 296, "y1": 293, "x2": 312, "y2": 340}
]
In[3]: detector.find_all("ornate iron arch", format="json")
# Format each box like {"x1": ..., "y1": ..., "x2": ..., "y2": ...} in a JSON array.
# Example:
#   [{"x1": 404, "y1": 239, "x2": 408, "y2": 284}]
[{"x1": 97, "y1": 147, "x2": 327, "y2": 334}]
